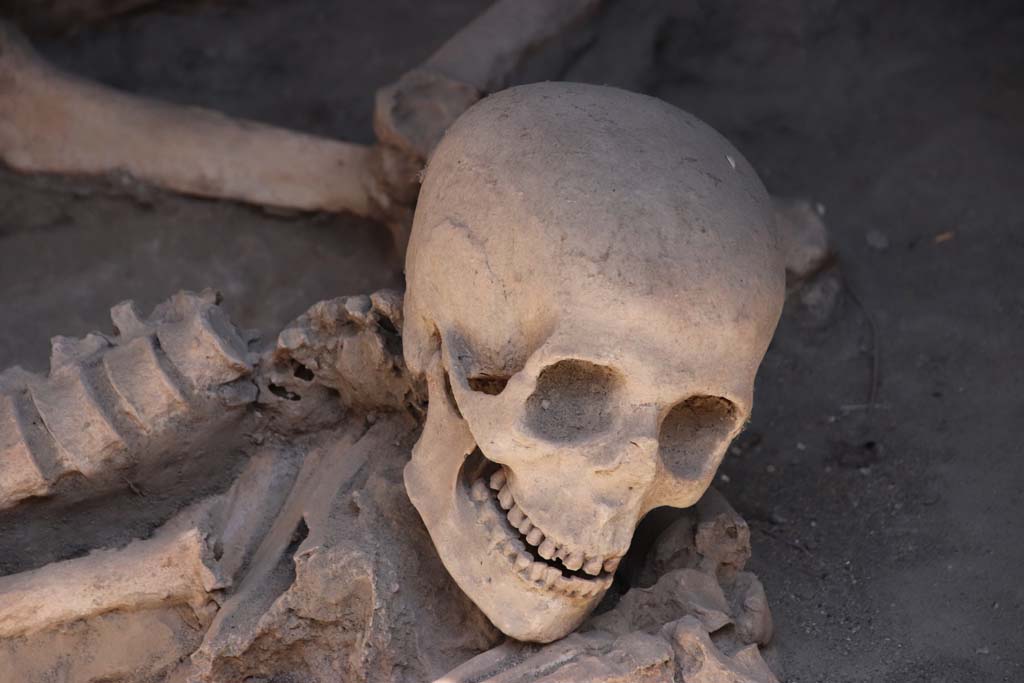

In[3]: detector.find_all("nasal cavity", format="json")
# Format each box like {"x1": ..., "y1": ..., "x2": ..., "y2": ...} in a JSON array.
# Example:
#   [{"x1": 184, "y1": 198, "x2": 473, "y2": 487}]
[
  {"x1": 467, "y1": 374, "x2": 510, "y2": 395},
  {"x1": 658, "y1": 396, "x2": 738, "y2": 480},
  {"x1": 525, "y1": 360, "x2": 621, "y2": 442}
]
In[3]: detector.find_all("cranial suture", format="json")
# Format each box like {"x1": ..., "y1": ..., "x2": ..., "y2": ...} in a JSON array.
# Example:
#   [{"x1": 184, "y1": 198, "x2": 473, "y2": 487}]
[{"x1": 402, "y1": 82, "x2": 786, "y2": 642}]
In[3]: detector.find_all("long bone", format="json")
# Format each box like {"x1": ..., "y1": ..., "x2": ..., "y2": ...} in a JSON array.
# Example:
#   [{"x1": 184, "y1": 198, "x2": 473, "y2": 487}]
[
  {"x1": 1, "y1": 1, "x2": 827, "y2": 270},
  {"x1": 0, "y1": 439, "x2": 304, "y2": 642},
  {"x1": 0, "y1": 1, "x2": 604, "y2": 236},
  {"x1": 0, "y1": 499, "x2": 224, "y2": 639},
  {"x1": 374, "y1": 0, "x2": 602, "y2": 161},
  {"x1": 0, "y1": 21, "x2": 388, "y2": 219}
]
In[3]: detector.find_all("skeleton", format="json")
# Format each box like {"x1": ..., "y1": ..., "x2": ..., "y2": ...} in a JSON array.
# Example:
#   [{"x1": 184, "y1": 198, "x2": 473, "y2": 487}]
[
  {"x1": 0, "y1": 2, "x2": 832, "y2": 680},
  {"x1": 0, "y1": 81, "x2": 792, "y2": 682}
]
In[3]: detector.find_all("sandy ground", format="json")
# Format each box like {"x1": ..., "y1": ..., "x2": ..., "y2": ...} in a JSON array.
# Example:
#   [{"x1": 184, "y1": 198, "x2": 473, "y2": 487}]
[{"x1": 1, "y1": 1, "x2": 1022, "y2": 681}]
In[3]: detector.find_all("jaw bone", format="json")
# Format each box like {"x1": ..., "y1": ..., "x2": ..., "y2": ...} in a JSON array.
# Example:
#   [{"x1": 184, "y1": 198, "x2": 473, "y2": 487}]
[{"x1": 434, "y1": 488, "x2": 778, "y2": 683}]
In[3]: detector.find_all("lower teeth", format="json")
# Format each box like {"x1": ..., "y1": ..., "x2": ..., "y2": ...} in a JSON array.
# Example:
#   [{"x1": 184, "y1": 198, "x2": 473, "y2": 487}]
[{"x1": 473, "y1": 476, "x2": 611, "y2": 597}]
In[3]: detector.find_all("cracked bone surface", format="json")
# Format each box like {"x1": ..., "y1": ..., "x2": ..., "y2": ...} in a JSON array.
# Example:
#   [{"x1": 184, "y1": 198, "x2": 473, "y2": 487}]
[{"x1": 403, "y1": 82, "x2": 786, "y2": 642}]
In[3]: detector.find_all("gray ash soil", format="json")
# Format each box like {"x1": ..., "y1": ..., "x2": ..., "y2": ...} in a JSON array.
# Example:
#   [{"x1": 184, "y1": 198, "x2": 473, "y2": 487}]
[{"x1": 1, "y1": 1, "x2": 1022, "y2": 681}]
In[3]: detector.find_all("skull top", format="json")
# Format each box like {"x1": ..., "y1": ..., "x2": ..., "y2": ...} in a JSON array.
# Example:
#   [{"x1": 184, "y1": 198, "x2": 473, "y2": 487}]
[{"x1": 402, "y1": 82, "x2": 785, "y2": 643}]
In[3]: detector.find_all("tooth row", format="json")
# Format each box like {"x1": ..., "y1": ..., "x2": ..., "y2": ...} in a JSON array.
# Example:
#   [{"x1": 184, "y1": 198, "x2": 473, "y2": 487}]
[
  {"x1": 474, "y1": 475, "x2": 618, "y2": 597},
  {"x1": 489, "y1": 470, "x2": 620, "y2": 577},
  {"x1": 496, "y1": 539, "x2": 611, "y2": 598}
]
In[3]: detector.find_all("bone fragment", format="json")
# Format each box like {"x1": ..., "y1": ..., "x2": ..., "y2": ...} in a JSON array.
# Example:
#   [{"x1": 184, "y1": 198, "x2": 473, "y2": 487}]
[
  {"x1": 0, "y1": 22, "x2": 384, "y2": 219},
  {"x1": 773, "y1": 196, "x2": 831, "y2": 281},
  {"x1": 374, "y1": 0, "x2": 602, "y2": 161},
  {"x1": 695, "y1": 487, "x2": 753, "y2": 577},
  {"x1": 436, "y1": 631, "x2": 677, "y2": 683},
  {"x1": 0, "y1": 387, "x2": 59, "y2": 505},
  {"x1": 727, "y1": 572, "x2": 775, "y2": 646},
  {"x1": 272, "y1": 290, "x2": 419, "y2": 412},
  {"x1": 589, "y1": 569, "x2": 732, "y2": 637},
  {"x1": 0, "y1": 505, "x2": 223, "y2": 639},
  {"x1": 191, "y1": 416, "x2": 408, "y2": 677},
  {"x1": 664, "y1": 616, "x2": 779, "y2": 683},
  {"x1": 435, "y1": 641, "x2": 539, "y2": 683},
  {"x1": 0, "y1": 605, "x2": 205, "y2": 683},
  {"x1": 435, "y1": 574, "x2": 776, "y2": 682}
]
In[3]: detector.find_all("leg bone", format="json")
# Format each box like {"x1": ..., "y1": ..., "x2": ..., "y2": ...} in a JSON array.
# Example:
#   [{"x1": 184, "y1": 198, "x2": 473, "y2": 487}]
[{"x1": 0, "y1": 21, "x2": 385, "y2": 219}]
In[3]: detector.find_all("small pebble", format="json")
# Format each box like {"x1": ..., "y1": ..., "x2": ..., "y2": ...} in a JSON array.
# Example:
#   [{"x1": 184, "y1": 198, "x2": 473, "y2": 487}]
[{"x1": 866, "y1": 229, "x2": 890, "y2": 251}]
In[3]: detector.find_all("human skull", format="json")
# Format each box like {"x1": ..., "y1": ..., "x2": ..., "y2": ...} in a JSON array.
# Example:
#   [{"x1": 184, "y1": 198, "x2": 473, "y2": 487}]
[{"x1": 402, "y1": 82, "x2": 785, "y2": 643}]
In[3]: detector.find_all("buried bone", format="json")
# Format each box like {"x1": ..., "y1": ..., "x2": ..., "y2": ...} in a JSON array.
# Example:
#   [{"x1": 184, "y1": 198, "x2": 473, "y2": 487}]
[
  {"x1": 0, "y1": 502, "x2": 224, "y2": 639},
  {"x1": 0, "y1": 81, "x2": 787, "y2": 681},
  {"x1": 436, "y1": 493, "x2": 776, "y2": 683}
]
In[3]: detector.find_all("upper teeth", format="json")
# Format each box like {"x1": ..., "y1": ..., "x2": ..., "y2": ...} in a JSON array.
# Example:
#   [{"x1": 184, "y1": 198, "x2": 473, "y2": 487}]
[
  {"x1": 470, "y1": 472, "x2": 618, "y2": 598},
  {"x1": 483, "y1": 468, "x2": 621, "y2": 579}
]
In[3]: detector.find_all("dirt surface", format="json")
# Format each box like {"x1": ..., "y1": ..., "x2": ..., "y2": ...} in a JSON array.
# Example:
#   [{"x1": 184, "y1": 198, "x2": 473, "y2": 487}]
[{"x1": 1, "y1": 1, "x2": 1022, "y2": 681}]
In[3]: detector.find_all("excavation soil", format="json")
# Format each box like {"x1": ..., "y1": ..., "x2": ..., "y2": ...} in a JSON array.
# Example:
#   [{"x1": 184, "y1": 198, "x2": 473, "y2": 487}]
[{"x1": 1, "y1": 1, "x2": 1022, "y2": 681}]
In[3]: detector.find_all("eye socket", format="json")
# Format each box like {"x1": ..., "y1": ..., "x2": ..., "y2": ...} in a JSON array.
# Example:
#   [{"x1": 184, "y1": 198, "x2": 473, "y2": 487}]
[
  {"x1": 524, "y1": 360, "x2": 622, "y2": 442},
  {"x1": 658, "y1": 396, "x2": 739, "y2": 479}
]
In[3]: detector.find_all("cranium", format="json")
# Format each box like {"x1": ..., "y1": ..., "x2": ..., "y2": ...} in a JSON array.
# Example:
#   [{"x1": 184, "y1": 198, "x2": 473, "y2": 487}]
[{"x1": 402, "y1": 82, "x2": 785, "y2": 642}]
